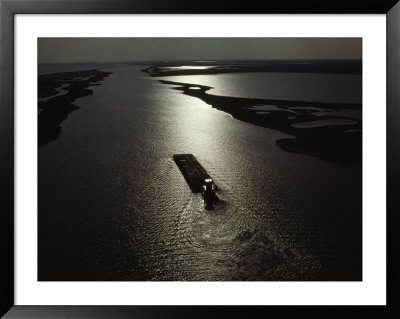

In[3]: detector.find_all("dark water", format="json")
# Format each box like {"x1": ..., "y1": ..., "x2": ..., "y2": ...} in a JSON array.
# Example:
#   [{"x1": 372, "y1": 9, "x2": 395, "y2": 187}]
[{"x1": 38, "y1": 64, "x2": 362, "y2": 281}]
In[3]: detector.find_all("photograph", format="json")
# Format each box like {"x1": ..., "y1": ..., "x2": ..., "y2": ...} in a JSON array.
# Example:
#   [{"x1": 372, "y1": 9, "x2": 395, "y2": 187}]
[{"x1": 37, "y1": 37, "x2": 363, "y2": 282}]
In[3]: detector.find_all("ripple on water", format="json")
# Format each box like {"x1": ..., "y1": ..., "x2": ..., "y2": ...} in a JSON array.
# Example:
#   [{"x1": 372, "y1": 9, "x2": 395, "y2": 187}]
[{"x1": 181, "y1": 196, "x2": 240, "y2": 254}]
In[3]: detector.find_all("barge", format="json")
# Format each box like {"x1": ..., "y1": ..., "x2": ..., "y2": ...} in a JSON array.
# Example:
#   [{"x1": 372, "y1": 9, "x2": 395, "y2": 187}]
[{"x1": 173, "y1": 154, "x2": 217, "y2": 192}]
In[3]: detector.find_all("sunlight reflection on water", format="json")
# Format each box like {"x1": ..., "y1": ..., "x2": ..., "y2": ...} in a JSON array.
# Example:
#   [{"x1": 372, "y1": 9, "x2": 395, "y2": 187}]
[
  {"x1": 39, "y1": 65, "x2": 362, "y2": 281},
  {"x1": 160, "y1": 72, "x2": 362, "y2": 104}
]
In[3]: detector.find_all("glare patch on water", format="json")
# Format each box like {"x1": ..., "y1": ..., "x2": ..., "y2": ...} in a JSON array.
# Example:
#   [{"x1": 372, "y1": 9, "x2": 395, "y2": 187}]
[
  {"x1": 314, "y1": 109, "x2": 362, "y2": 120},
  {"x1": 159, "y1": 72, "x2": 362, "y2": 104},
  {"x1": 251, "y1": 105, "x2": 279, "y2": 111},
  {"x1": 291, "y1": 119, "x2": 358, "y2": 128},
  {"x1": 256, "y1": 111, "x2": 271, "y2": 114},
  {"x1": 160, "y1": 65, "x2": 216, "y2": 71}
]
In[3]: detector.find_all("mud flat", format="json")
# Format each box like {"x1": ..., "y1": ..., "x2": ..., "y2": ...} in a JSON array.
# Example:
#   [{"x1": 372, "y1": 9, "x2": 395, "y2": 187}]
[
  {"x1": 38, "y1": 69, "x2": 112, "y2": 147},
  {"x1": 159, "y1": 79, "x2": 362, "y2": 165}
]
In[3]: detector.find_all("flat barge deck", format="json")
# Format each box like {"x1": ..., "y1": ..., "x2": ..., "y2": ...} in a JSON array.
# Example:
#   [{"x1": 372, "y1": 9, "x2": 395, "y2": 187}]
[{"x1": 173, "y1": 154, "x2": 215, "y2": 192}]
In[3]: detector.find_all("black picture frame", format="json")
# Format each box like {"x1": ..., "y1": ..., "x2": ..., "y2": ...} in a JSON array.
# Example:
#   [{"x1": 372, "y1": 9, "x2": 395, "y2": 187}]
[{"x1": 1, "y1": 0, "x2": 399, "y2": 318}]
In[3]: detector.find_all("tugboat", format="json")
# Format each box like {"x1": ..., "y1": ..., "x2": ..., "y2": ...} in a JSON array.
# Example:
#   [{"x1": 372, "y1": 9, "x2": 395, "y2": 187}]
[
  {"x1": 172, "y1": 154, "x2": 220, "y2": 210},
  {"x1": 201, "y1": 178, "x2": 219, "y2": 209}
]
